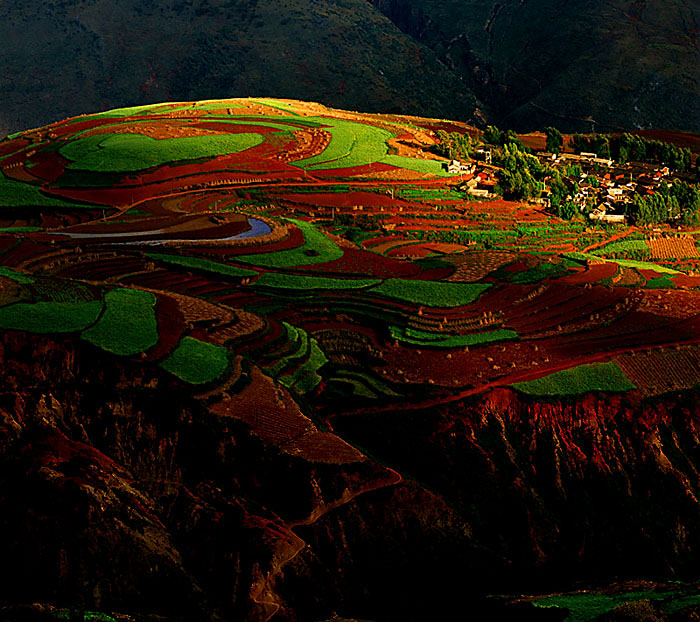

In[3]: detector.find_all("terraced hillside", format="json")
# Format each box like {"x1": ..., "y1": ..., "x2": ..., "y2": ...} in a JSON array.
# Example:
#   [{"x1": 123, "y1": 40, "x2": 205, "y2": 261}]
[{"x1": 3, "y1": 99, "x2": 700, "y2": 621}]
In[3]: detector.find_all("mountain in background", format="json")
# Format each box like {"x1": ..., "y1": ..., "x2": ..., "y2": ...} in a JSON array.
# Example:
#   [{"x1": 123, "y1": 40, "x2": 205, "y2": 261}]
[
  {"x1": 0, "y1": 0, "x2": 480, "y2": 137},
  {"x1": 1, "y1": 0, "x2": 698, "y2": 135},
  {"x1": 370, "y1": 0, "x2": 700, "y2": 133}
]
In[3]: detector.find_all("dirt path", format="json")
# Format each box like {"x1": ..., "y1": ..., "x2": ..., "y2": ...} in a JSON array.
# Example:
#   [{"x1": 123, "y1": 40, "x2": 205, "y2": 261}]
[{"x1": 253, "y1": 464, "x2": 404, "y2": 621}]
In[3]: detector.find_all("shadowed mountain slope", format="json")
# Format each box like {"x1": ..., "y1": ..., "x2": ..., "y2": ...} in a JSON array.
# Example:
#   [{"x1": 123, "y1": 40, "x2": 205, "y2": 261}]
[{"x1": 0, "y1": 0, "x2": 480, "y2": 137}]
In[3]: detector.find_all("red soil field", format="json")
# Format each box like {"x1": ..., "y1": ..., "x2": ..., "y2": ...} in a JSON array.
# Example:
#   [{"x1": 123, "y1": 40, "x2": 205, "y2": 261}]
[
  {"x1": 0, "y1": 138, "x2": 30, "y2": 158},
  {"x1": 310, "y1": 163, "x2": 399, "y2": 178},
  {"x1": 555, "y1": 262, "x2": 619, "y2": 285},
  {"x1": 300, "y1": 247, "x2": 420, "y2": 278},
  {"x1": 142, "y1": 294, "x2": 187, "y2": 362}
]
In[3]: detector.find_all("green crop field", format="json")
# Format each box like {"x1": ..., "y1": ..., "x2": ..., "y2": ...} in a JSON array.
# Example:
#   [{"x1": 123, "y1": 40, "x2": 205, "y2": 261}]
[
  {"x1": 0, "y1": 266, "x2": 35, "y2": 284},
  {"x1": 590, "y1": 239, "x2": 650, "y2": 257},
  {"x1": 391, "y1": 326, "x2": 518, "y2": 348},
  {"x1": 147, "y1": 253, "x2": 258, "y2": 279},
  {"x1": 369, "y1": 279, "x2": 490, "y2": 307},
  {"x1": 60, "y1": 133, "x2": 264, "y2": 172},
  {"x1": 0, "y1": 300, "x2": 103, "y2": 333},
  {"x1": 0, "y1": 171, "x2": 89, "y2": 208},
  {"x1": 532, "y1": 589, "x2": 700, "y2": 622},
  {"x1": 236, "y1": 219, "x2": 343, "y2": 267},
  {"x1": 81, "y1": 289, "x2": 158, "y2": 356},
  {"x1": 292, "y1": 118, "x2": 393, "y2": 170},
  {"x1": 380, "y1": 154, "x2": 455, "y2": 177},
  {"x1": 645, "y1": 276, "x2": 676, "y2": 289},
  {"x1": 254, "y1": 272, "x2": 379, "y2": 291},
  {"x1": 564, "y1": 252, "x2": 681, "y2": 274},
  {"x1": 160, "y1": 336, "x2": 230, "y2": 385},
  {"x1": 279, "y1": 338, "x2": 328, "y2": 394},
  {"x1": 511, "y1": 361, "x2": 636, "y2": 396}
]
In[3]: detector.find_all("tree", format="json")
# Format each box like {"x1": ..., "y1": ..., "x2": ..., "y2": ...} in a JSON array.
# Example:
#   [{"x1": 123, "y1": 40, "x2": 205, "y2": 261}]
[
  {"x1": 544, "y1": 126, "x2": 563, "y2": 153},
  {"x1": 549, "y1": 176, "x2": 568, "y2": 208},
  {"x1": 435, "y1": 130, "x2": 472, "y2": 160}
]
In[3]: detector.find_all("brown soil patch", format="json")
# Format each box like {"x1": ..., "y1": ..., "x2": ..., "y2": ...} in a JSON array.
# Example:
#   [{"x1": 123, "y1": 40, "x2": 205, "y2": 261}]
[
  {"x1": 83, "y1": 122, "x2": 230, "y2": 139},
  {"x1": 445, "y1": 251, "x2": 517, "y2": 282},
  {"x1": 647, "y1": 236, "x2": 698, "y2": 259}
]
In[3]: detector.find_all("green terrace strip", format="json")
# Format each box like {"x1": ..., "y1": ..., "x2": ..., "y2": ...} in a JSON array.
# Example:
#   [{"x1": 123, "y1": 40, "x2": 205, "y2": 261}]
[
  {"x1": 329, "y1": 370, "x2": 401, "y2": 399},
  {"x1": 81, "y1": 289, "x2": 158, "y2": 356},
  {"x1": 279, "y1": 338, "x2": 329, "y2": 394},
  {"x1": 203, "y1": 115, "x2": 322, "y2": 129},
  {"x1": 532, "y1": 589, "x2": 700, "y2": 622},
  {"x1": 380, "y1": 154, "x2": 456, "y2": 177},
  {"x1": 60, "y1": 133, "x2": 264, "y2": 173},
  {"x1": 55, "y1": 611, "x2": 118, "y2": 622},
  {"x1": 0, "y1": 300, "x2": 103, "y2": 333},
  {"x1": 511, "y1": 361, "x2": 636, "y2": 396},
  {"x1": 645, "y1": 276, "x2": 676, "y2": 289},
  {"x1": 147, "y1": 253, "x2": 258, "y2": 278},
  {"x1": 564, "y1": 252, "x2": 681, "y2": 274},
  {"x1": 160, "y1": 336, "x2": 230, "y2": 385},
  {"x1": 590, "y1": 239, "x2": 650, "y2": 256},
  {"x1": 292, "y1": 118, "x2": 394, "y2": 170},
  {"x1": 236, "y1": 219, "x2": 343, "y2": 267},
  {"x1": 0, "y1": 226, "x2": 42, "y2": 233},
  {"x1": 0, "y1": 265, "x2": 34, "y2": 284},
  {"x1": 508, "y1": 261, "x2": 576, "y2": 284},
  {"x1": 77, "y1": 101, "x2": 245, "y2": 121},
  {"x1": 254, "y1": 272, "x2": 380, "y2": 291},
  {"x1": 368, "y1": 279, "x2": 490, "y2": 307},
  {"x1": 247, "y1": 98, "x2": 302, "y2": 115},
  {"x1": 0, "y1": 170, "x2": 91, "y2": 208},
  {"x1": 391, "y1": 326, "x2": 518, "y2": 348}
]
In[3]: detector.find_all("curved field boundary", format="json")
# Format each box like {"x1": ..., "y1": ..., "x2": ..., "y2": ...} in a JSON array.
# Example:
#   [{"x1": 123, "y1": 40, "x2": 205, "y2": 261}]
[
  {"x1": 292, "y1": 118, "x2": 394, "y2": 170},
  {"x1": 564, "y1": 252, "x2": 681, "y2": 275},
  {"x1": 235, "y1": 219, "x2": 342, "y2": 268}
]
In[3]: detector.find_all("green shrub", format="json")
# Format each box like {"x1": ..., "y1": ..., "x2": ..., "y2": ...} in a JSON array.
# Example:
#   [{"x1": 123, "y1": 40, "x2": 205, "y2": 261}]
[
  {"x1": 160, "y1": 337, "x2": 229, "y2": 384},
  {"x1": 81, "y1": 288, "x2": 158, "y2": 355}
]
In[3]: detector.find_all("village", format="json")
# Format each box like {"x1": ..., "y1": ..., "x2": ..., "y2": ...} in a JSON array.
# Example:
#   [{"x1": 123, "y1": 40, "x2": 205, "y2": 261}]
[{"x1": 444, "y1": 146, "x2": 696, "y2": 225}]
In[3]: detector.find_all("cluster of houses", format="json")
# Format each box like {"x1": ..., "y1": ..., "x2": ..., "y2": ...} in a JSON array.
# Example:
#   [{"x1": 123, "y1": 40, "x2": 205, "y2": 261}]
[
  {"x1": 537, "y1": 151, "x2": 679, "y2": 224},
  {"x1": 443, "y1": 147, "x2": 687, "y2": 225},
  {"x1": 445, "y1": 160, "x2": 499, "y2": 198}
]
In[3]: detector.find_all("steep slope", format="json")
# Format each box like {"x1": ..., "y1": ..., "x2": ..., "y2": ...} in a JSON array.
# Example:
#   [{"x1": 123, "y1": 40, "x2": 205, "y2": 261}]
[
  {"x1": 0, "y1": 0, "x2": 479, "y2": 136},
  {"x1": 371, "y1": 0, "x2": 700, "y2": 132}
]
